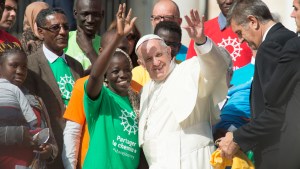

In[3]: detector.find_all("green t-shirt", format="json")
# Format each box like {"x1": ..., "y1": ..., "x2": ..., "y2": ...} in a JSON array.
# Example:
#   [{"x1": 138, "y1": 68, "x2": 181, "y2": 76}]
[
  {"x1": 83, "y1": 84, "x2": 140, "y2": 169},
  {"x1": 64, "y1": 30, "x2": 101, "y2": 70},
  {"x1": 48, "y1": 57, "x2": 75, "y2": 106}
]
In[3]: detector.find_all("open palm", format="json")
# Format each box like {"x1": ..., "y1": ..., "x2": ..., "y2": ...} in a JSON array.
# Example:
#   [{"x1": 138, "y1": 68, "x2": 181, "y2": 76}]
[
  {"x1": 183, "y1": 9, "x2": 206, "y2": 44},
  {"x1": 116, "y1": 3, "x2": 137, "y2": 37}
]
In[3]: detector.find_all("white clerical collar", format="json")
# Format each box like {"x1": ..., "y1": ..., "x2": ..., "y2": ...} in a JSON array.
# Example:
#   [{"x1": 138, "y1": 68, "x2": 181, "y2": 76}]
[
  {"x1": 43, "y1": 44, "x2": 67, "y2": 64},
  {"x1": 262, "y1": 23, "x2": 276, "y2": 42}
]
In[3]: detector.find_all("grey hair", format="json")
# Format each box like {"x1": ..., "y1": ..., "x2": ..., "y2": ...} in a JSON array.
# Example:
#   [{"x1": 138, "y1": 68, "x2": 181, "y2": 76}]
[{"x1": 227, "y1": 0, "x2": 273, "y2": 26}]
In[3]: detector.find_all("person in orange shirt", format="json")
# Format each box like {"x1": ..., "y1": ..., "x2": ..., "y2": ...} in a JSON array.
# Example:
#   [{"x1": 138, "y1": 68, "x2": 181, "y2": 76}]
[{"x1": 62, "y1": 28, "x2": 129, "y2": 169}]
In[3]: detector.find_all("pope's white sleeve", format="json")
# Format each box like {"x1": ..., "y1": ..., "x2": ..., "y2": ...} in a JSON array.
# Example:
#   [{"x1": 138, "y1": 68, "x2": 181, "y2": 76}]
[
  {"x1": 194, "y1": 37, "x2": 212, "y2": 54},
  {"x1": 62, "y1": 120, "x2": 82, "y2": 169}
]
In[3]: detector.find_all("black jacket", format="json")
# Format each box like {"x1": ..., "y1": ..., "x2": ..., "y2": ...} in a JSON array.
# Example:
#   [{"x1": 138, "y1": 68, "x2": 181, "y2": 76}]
[{"x1": 233, "y1": 23, "x2": 296, "y2": 169}]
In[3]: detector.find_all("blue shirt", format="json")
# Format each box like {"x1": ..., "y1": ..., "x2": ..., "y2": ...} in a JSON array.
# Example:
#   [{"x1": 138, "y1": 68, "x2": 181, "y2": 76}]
[{"x1": 175, "y1": 45, "x2": 188, "y2": 61}]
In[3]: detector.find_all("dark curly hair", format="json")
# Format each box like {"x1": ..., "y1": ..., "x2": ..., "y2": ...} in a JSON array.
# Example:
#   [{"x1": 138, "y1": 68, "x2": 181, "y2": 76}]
[{"x1": 0, "y1": 42, "x2": 25, "y2": 65}]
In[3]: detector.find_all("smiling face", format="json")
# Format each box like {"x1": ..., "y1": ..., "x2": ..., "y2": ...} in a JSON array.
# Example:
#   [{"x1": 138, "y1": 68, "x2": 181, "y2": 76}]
[
  {"x1": 106, "y1": 52, "x2": 132, "y2": 96},
  {"x1": 0, "y1": 50, "x2": 27, "y2": 87},
  {"x1": 74, "y1": 0, "x2": 103, "y2": 38},
  {"x1": 38, "y1": 13, "x2": 69, "y2": 56},
  {"x1": 217, "y1": 0, "x2": 234, "y2": 17},
  {"x1": 0, "y1": 0, "x2": 17, "y2": 30},
  {"x1": 137, "y1": 39, "x2": 172, "y2": 81}
]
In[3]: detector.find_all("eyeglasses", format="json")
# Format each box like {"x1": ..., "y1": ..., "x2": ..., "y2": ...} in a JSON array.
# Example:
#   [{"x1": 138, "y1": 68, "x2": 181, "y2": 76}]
[
  {"x1": 150, "y1": 15, "x2": 178, "y2": 22},
  {"x1": 39, "y1": 24, "x2": 70, "y2": 33}
]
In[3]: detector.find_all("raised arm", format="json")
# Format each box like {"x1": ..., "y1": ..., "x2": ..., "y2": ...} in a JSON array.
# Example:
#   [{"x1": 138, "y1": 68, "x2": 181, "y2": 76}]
[
  {"x1": 86, "y1": 3, "x2": 136, "y2": 99},
  {"x1": 183, "y1": 9, "x2": 230, "y2": 91},
  {"x1": 183, "y1": 10, "x2": 206, "y2": 45}
]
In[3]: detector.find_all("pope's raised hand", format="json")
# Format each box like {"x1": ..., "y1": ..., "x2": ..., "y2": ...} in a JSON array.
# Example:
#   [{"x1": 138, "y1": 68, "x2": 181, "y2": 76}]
[{"x1": 183, "y1": 9, "x2": 206, "y2": 44}]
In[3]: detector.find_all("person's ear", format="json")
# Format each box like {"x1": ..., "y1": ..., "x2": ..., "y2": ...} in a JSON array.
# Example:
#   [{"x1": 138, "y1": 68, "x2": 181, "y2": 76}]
[
  {"x1": 177, "y1": 18, "x2": 182, "y2": 25},
  {"x1": 37, "y1": 27, "x2": 44, "y2": 40},
  {"x1": 248, "y1": 15, "x2": 259, "y2": 30},
  {"x1": 98, "y1": 47, "x2": 103, "y2": 53},
  {"x1": 73, "y1": 9, "x2": 77, "y2": 18},
  {"x1": 137, "y1": 58, "x2": 145, "y2": 68},
  {"x1": 167, "y1": 46, "x2": 172, "y2": 59}
]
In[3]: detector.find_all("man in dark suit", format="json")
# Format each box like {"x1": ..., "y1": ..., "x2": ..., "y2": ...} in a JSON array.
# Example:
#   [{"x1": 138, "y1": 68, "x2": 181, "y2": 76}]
[
  {"x1": 263, "y1": 0, "x2": 300, "y2": 168},
  {"x1": 24, "y1": 8, "x2": 83, "y2": 169},
  {"x1": 218, "y1": 0, "x2": 297, "y2": 168}
]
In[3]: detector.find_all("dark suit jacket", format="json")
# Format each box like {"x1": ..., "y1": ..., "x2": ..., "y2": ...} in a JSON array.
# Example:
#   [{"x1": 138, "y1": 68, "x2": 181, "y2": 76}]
[
  {"x1": 24, "y1": 47, "x2": 83, "y2": 169},
  {"x1": 232, "y1": 23, "x2": 296, "y2": 169},
  {"x1": 262, "y1": 36, "x2": 300, "y2": 169}
]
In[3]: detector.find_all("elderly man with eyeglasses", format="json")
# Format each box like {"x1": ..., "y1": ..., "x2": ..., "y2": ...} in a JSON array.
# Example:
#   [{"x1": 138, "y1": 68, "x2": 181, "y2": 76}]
[
  {"x1": 151, "y1": 0, "x2": 187, "y2": 62},
  {"x1": 24, "y1": 8, "x2": 84, "y2": 169},
  {"x1": 131, "y1": 0, "x2": 188, "y2": 92}
]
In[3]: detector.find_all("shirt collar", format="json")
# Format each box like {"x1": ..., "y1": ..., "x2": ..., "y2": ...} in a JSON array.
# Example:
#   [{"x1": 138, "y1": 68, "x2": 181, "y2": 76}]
[
  {"x1": 218, "y1": 13, "x2": 227, "y2": 31},
  {"x1": 43, "y1": 44, "x2": 67, "y2": 64},
  {"x1": 262, "y1": 23, "x2": 276, "y2": 42},
  {"x1": 251, "y1": 56, "x2": 255, "y2": 65},
  {"x1": 0, "y1": 78, "x2": 9, "y2": 83}
]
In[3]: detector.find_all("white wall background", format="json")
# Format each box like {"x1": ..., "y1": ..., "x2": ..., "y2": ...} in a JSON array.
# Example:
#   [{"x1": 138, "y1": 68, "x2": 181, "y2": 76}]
[{"x1": 131, "y1": 0, "x2": 296, "y2": 47}]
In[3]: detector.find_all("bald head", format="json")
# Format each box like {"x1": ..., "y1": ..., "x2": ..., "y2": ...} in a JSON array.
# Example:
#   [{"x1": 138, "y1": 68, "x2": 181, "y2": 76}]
[
  {"x1": 151, "y1": 0, "x2": 182, "y2": 28},
  {"x1": 74, "y1": 0, "x2": 103, "y2": 38}
]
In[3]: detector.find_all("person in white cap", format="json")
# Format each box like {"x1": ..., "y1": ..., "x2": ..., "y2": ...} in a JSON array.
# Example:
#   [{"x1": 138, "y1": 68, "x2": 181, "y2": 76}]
[{"x1": 135, "y1": 9, "x2": 231, "y2": 169}]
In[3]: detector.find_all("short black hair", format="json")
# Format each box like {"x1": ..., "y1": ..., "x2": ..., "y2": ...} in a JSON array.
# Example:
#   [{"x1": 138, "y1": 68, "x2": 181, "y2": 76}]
[
  {"x1": 154, "y1": 21, "x2": 182, "y2": 40},
  {"x1": 0, "y1": 42, "x2": 25, "y2": 65},
  {"x1": 101, "y1": 28, "x2": 117, "y2": 49},
  {"x1": 36, "y1": 8, "x2": 66, "y2": 28}
]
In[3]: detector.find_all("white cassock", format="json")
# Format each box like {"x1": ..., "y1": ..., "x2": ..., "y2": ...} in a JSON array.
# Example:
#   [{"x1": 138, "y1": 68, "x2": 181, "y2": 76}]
[{"x1": 139, "y1": 38, "x2": 231, "y2": 169}]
